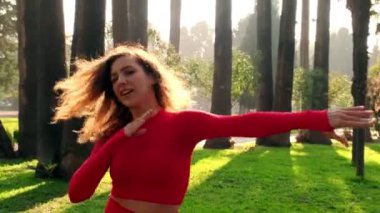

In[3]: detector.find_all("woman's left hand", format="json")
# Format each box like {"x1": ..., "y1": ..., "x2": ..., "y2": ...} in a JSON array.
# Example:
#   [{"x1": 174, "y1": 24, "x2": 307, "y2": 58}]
[{"x1": 327, "y1": 106, "x2": 375, "y2": 129}]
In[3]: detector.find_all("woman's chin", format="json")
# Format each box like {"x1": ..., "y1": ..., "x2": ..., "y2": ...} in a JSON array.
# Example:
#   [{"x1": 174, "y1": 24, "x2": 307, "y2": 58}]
[{"x1": 120, "y1": 100, "x2": 138, "y2": 108}]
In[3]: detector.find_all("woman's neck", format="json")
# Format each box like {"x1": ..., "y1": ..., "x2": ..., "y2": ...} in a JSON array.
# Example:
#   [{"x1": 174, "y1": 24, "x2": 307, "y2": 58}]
[{"x1": 129, "y1": 103, "x2": 162, "y2": 120}]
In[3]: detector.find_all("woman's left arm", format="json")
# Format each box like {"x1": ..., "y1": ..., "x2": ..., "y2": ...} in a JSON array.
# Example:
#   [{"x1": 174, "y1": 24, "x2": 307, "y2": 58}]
[{"x1": 177, "y1": 106, "x2": 374, "y2": 143}]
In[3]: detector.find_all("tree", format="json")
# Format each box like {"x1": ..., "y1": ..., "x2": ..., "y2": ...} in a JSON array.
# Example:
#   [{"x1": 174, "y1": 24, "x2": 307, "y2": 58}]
[
  {"x1": 204, "y1": 0, "x2": 233, "y2": 149},
  {"x1": 16, "y1": 0, "x2": 38, "y2": 158},
  {"x1": 347, "y1": 0, "x2": 371, "y2": 177},
  {"x1": 190, "y1": 21, "x2": 214, "y2": 58},
  {"x1": 112, "y1": 0, "x2": 129, "y2": 46},
  {"x1": 129, "y1": 0, "x2": 148, "y2": 47},
  {"x1": 232, "y1": 50, "x2": 258, "y2": 113},
  {"x1": 0, "y1": 0, "x2": 18, "y2": 104},
  {"x1": 330, "y1": 28, "x2": 353, "y2": 75},
  {"x1": 368, "y1": 65, "x2": 380, "y2": 136},
  {"x1": 169, "y1": 0, "x2": 181, "y2": 52},
  {"x1": 267, "y1": 0, "x2": 297, "y2": 146},
  {"x1": 59, "y1": 0, "x2": 106, "y2": 180},
  {"x1": 234, "y1": 0, "x2": 280, "y2": 80},
  {"x1": 146, "y1": 31, "x2": 257, "y2": 113},
  {"x1": 255, "y1": 0, "x2": 274, "y2": 146},
  {"x1": 35, "y1": 0, "x2": 67, "y2": 178},
  {"x1": 179, "y1": 22, "x2": 214, "y2": 59},
  {"x1": 300, "y1": 0, "x2": 310, "y2": 70},
  {"x1": 70, "y1": 0, "x2": 105, "y2": 62},
  {"x1": 307, "y1": 0, "x2": 332, "y2": 145},
  {"x1": 293, "y1": 70, "x2": 353, "y2": 111},
  {"x1": 236, "y1": 13, "x2": 257, "y2": 58},
  {"x1": 329, "y1": 72, "x2": 353, "y2": 107},
  {"x1": 255, "y1": 0, "x2": 273, "y2": 112}
]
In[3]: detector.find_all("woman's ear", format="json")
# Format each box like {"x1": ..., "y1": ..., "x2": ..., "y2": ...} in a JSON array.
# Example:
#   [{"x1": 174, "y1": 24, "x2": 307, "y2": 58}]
[{"x1": 148, "y1": 74, "x2": 157, "y2": 86}]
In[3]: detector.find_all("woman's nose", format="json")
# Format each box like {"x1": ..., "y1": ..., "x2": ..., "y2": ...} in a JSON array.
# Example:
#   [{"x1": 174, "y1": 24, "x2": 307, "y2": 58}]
[{"x1": 116, "y1": 74, "x2": 127, "y2": 85}]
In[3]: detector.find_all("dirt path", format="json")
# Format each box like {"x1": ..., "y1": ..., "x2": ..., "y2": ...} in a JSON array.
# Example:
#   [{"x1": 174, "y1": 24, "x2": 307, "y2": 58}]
[{"x1": 0, "y1": 111, "x2": 18, "y2": 118}]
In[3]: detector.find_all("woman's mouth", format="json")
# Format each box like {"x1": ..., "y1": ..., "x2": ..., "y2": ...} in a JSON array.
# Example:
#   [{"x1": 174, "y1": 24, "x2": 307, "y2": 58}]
[{"x1": 120, "y1": 89, "x2": 134, "y2": 97}]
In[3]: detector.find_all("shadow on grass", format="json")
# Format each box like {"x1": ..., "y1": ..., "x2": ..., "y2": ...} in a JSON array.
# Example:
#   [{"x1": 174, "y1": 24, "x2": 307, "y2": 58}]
[
  {"x1": 344, "y1": 160, "x2": 380, "y2": 211},
  {"x1": 0, "y1": 171, "x2": 38, "y2": 193},
  {"x1": 0, "y1": 158, "x2": 40, "y2": 193},
  {"x1": 290, "y1": 144, "x2": 359, "y2": 211},
  {"x1": 293, "y1": 143, "x2": 380, "y2": 212},
  {"x1": 0, "y1": 178, "x2": 67, "y2": 212},
  {"x1": 367, "y1": 142, "x2": 380, "y2": 154},
  {"x1": 63, "y1": 191, "x2": 110, "y2": 213},
  {"x1": 0, "y1": 158, "x2": 68, "y2": 212},
  {"x1": 182, "y1": 146, "x2": 294, "y2": 212},
  {"x1": 0, "y1": 158, "x2": 32, "y2": 167},
  {"x1": 191, "y1": 148, "x2": 222, "y2": 165}
]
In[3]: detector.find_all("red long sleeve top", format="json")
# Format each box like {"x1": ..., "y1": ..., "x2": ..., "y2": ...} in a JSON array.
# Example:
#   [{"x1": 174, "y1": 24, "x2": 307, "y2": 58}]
[{"x1": 68, "y1": 109, "x2": 333, "y2": 205}]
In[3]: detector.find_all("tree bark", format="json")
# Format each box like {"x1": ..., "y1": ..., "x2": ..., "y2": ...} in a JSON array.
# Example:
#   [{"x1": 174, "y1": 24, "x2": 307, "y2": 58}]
[
  {"x1": 71, "y1": 0, "x2": 105, "y2": 64},
  {"x1": 35, "y1": 0, "x2": 66, "y2": 178},
  {"x1": 112, "y1": 0, "x2": 129, "y2": 46},
  {"x1": 204, "y1": 0, "x2": 233, "y2": 149},
  {"x1": 59, "y1": 0, "x2": 105, "y2": 180},
  {"x1": 348, "y1": 0, "x2": 371, "y2": 177},
  {"x1": 300, "y1": 0, "x2": 310, "y2": 70},
  {"x1": 129, "y1": 0, "x2": 148, "y2": 47},
  {"x1": 266, "y1": 0, "x2": 297, "y2": 147},
  {"x1": 169, "y1": 0, "x2": 181, "y2": 52},
  {"x1": 16, "y1": 0, "x2": 39, "y2": 158},
  {"x1": 307, "y1": 0, "x2": 332, "y2": 145},
  {"x1": 255, "y1": 0, "x2": 274, "y2": 146}
]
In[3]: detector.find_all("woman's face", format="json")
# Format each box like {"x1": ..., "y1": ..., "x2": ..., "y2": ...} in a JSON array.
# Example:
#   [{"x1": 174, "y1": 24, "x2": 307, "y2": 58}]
[{"x1": 110, "y1": 56, "x2": 155, "y2": 108}]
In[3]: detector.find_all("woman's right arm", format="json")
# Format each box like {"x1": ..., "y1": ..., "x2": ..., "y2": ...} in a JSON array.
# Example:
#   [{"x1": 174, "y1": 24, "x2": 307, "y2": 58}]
[
  {"x1": 68, "y1": 109, "x2": 155, "y2": 203},
  {"x1": 68, "y1": 129, "x2": 127, "y2": 203}
]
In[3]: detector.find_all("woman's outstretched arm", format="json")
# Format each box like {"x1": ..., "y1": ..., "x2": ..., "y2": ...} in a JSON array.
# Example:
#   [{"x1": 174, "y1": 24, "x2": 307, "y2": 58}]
[{"x1": 177, "y1": 106, "x2": 374, "y2": 144}]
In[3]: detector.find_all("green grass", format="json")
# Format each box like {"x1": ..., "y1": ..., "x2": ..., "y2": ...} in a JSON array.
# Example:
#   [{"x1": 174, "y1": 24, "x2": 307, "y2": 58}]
[
  {"x1": 1, "y1": 143, "x2": 380, "y2": 212},
  {"x1": 0, "y1": 118, "x2": 18, "y2": 131}
]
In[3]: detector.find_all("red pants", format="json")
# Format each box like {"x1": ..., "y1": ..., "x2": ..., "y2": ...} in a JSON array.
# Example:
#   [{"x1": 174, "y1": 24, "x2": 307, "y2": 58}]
[{"x1": 105, "y1": 198, "x2": 134, "y2": 213}]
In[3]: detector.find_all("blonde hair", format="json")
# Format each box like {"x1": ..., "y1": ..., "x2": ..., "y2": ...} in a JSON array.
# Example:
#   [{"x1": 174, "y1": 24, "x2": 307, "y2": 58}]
[{"x1": 53, "y1": 44, "x2": 190, "y2": 143}]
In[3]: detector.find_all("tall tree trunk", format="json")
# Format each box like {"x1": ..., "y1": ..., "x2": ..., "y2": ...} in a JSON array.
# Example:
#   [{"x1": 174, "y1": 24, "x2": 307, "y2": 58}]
[
  {"x1": 169, "y1": 0, "x2": 181, "y2": 52},
  {"x1": 348, "y1": 0, "x2": 370, "y2": 177},
  {"x1": 112, "y1": 0, "x2": 129, "y2": 46},
  {"x1": 129, "y1": 0, "x2": 148, "y2": 47},
  {"x1": 59, "y1": 0, "x2": 105, "y2": 180},
  {"x1": 35, "y1": 0, "x2": 66, "y2": 178},
  {"x1": 267, "y1": 0, "x2": 297, "y2": 147},
  {"x1": 204, "y1": 0, "x2": 232, "y2": 149},
  {"x1": 71, "y1": 0, "x2": 105, "y2": 62},
  {"x1": 16, "y1": 0, "x2": 39, "y2": 158},
  {"x1": 300, "y1": 0, "x2": 310, "y2": 70},
  {"x1": 307, "y1": 0, "x2": 332, "y2": 145},
  {"x1": 255, "y1": 0, "x2": 274, "y2": 146},
  {"x1": 296, "y1": 0, "x2": 310, "y2": 143}
]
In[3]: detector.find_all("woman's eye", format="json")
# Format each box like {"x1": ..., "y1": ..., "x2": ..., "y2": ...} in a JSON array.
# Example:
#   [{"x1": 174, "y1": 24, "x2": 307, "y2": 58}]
[
  {"x1": 123, "y1": 69, "x2": 135, "y2": 75},
  {"x1": 111, "y1": 76, "x2": 117, "y2": 83}
]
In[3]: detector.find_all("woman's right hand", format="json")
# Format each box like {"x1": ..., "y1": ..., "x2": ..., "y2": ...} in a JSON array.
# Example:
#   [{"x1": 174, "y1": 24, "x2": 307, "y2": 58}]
[{"x1": 124, "y1": 109, "x2": 155, "y2": 137}]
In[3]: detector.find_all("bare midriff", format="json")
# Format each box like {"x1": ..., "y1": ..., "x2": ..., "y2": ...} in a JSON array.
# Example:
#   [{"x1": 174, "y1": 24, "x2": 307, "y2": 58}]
[{"x1": 111, "y1": 195, "x2": 180, "y2": 213}]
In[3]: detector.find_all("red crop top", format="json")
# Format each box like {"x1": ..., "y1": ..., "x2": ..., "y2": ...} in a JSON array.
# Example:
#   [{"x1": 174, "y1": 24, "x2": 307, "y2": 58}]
[{"x1": 68, "y1": 109, "x2": 333, "y2": 205}]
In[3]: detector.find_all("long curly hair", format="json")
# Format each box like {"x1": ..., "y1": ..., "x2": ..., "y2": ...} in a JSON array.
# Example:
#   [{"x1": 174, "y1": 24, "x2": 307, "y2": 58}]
[{"x1": 52, "y1": 45, "x2": 190, "y2": 143}]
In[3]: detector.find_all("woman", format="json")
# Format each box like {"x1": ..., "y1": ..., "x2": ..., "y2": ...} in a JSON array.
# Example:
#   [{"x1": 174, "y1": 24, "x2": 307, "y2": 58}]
[{"x1": 53, "y1": 45, "x2": 374, "y2": 213}]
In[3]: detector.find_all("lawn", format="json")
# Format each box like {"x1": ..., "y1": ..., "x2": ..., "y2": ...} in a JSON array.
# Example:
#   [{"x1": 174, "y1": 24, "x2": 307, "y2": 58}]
[
  {"x1": 0, "y1": 117, "x2": 18, "y2": 140},
  {"x1": 0, "y1": 142, "x2": 380, "y2": 213}
]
